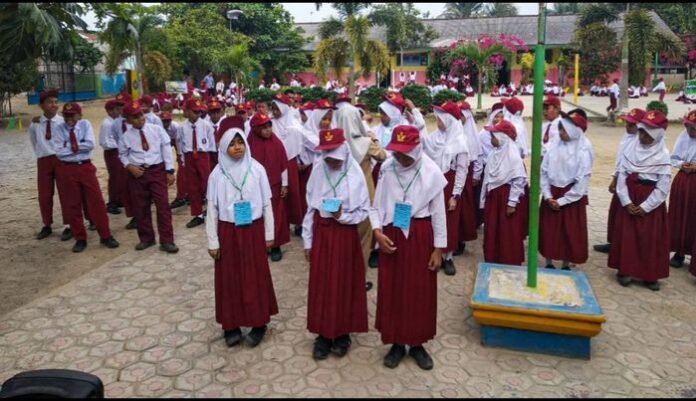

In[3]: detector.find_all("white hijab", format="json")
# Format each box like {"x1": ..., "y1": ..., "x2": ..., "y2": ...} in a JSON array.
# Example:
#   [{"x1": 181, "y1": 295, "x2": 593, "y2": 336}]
[
  {"x1": 422, "y1": 110, "x2": 468, "y2": 173},
  {"x1": 461, "y1": 109, "x2": 482, "y2": 161},
  {"x1": 614, "y1": 128, "x2": 639, "y2": 172},
  {"x1": 272, "y1": 99, "x2": 304, "y2": 159},
  {"x1": 621, "y1": 123, "x2": 671, "y2": 175},
  {"x1": 373, "y1": 143, "x2": 447, "y2": 238},
  {"x1": 334, "y1": 101, "x2": 372, "y2": 162},
  {"x1": 300, "y1": 108, "x2": 331, "y2": 165},
  {"x1": 374, "y1": 101, "x2": 403, "y2": 148},
  {"x1": 671, "y1": 128, "x2": 696, "y2": 163},
  {"x1": 208, "y1": 129, "x2": 272, "y2": 223},
  {"x1": 478, "y1": 109, "x2": 503, "y2": 162},
  {"x1": 503, "y1": 105, "x2": 530, "y2": 158},
  {"x1": 542, "y1": 118, "x2": 593, "y2": 187},
  {"x1": 481, "y1": 132, "x2": 527, "y2": 208},
  {"x1": 306, "y1": 142, "x2": 368, "y2": 213}
]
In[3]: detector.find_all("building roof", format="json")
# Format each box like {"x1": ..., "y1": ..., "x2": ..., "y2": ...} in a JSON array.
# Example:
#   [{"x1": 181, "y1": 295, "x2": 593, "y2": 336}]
[{"x1": 295, "y1": 11, "x2": 677, "y2": 52}]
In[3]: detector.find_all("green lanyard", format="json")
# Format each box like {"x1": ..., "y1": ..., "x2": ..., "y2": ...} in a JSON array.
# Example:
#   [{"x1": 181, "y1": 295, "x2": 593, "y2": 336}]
[
  {"x1": 322, "y1": 164, "x2": 348, "y2": 198},
  {"x1": 221, "y1": 164, "x2": 251, "y2": 200},
  {"x1": 392, "y1": 161, "x2": 422, "y2": 202}
]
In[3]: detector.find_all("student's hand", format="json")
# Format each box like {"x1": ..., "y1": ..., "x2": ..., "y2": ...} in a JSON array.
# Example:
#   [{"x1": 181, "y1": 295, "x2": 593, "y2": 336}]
[
  {"x1": 304, "y1": 249, "x2": 311, "y2": 262},
  {"x1": 280, "y1": 186, "x2": 288, "y2": 198},
  {"x1": 448, "y1": 197, "x2": 458, "y2": 211},
  {"x1": 167, "y1": 173, "x2": 175, "y2": 186},
  {"x1": 127, "y1": 164, "x2": 145, "y2": 178},
  {"x1": 208, "y1": 249, "x2": 220, "y2": 260},
  {"x1": 625, "y1": 203, "x2": 639, "y2": 215},
  {"x1": 547, "y1": 199, "x2": 561, "y2": 211},
  {"x1": 608, "y1": 176, "x2": 617, "y2": 194},
  {"x1": 266, "y1": 241, "x2": 274, "y2": 249},
  {"x1": 428, "y1": 248, "x2": 443, "y2": 271},
  {"x1": 404, "y1": 99, "x2": 416, "y2": 111},
  {"x1": 374, "y1": 230, "x2": 397, "y2": 254},
  {"x1": 506, "y1": 206, "x2": 516, "y2": 216},
  {"x1": 331, "y1": 209, "x2": 342, "y2": 220},
  {"x1": 635, "y1": 205, "x2": 647, "y2": 216}
]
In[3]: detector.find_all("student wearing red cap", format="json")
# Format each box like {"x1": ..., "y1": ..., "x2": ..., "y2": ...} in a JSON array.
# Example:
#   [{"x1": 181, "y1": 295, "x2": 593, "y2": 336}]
[
  {"x1": 160, "y1": 112, "x2": 188, "y2": 209},
  {"x1": 608, "y1": 110, "x2": 671, "y2": 290},
  {"x1": 100, "y1": 99, "x2": 124, "y2": 215},
  {"x1": 542, "y1": 95, "x2": 562, "y2": 156},
  {"x1": 371, "y1": 124, "x2": 447, "y2": 370},
  {"x1": 206, "y1": 100, "x2": 226, "y2": 170},
  {"x1": 247, "y1": 112, "x2": 290, "y2": 261},
  {"x1": 180, "y1": 98, "x2": 216, "y2": 228},
  {"x1": 540, "y1": 110, "x2": 593, "y2": 270},
  {"x1": 118, "y1": 101, "x2": 178, "y2": 253},
  {"x1": 52, "y1": 102, "x2": 119, "y2": 252},
  {"x1": 139, "y1": 95, "x2": 163, "y2": 127},
  {"x1": 302, "y1": 127, "x2": 370, "y2": 360},
  {"x1": 593, "y1": 108, "x2": 646, "y2": 254},
  {"x1": 30, "y1": 89, "x2": 73, "y2": 241},
  {"x1": 667, "y1": 110, "x2": 696, "y2": 268},
  {"x1": 110, "y1": 93, "x2": 137, "y2": 229},
  {"x1": 455, "y1": 99, "x2": 483, "y2": 257}
]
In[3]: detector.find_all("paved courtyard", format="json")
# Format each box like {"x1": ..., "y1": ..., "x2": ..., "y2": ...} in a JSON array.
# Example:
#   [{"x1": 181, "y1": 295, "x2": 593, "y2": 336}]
[{"x1": 1, "y1": 185, "x2": 696, "y2": 398}]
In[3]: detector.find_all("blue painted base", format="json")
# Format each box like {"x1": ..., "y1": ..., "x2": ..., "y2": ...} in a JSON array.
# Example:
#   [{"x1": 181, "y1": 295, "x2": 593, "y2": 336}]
[{"x1": 480, "y1": 325, "x2": 590, "y2": 359}]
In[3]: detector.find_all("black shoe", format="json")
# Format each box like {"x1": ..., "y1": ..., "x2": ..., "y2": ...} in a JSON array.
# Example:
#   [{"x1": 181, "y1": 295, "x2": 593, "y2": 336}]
[
  {"x1": 331, "y1": 335, "x2": 351, "y2": 357},
  {"x1": 383, "y1": 344, "x2": 406, "y2": 369},
  {"x1": 443, "y1": 259, "x2": 456, "y2": 276},
  {"x1": 368, "y1": 250, "x2": 379, "y2": 268},
  {"x1": 100, "y1": 236, "x2": 120, "y2": 249},
  {"x1": 409, "y1": 345, "x2": 434, "y2": 370},
  {"x1": 561, "y1": 266, "x2": 571, "y2": 271},
  {"x1": 617, "y1": 274, "x2": 631, "y2": 287},
  {"x1": 135, "y1": 241, "x2": 156, "y2": 251},
  {"x1": 87, "y1": 220, "x2": 96, "y2": 231},
  {"x1": 160, "y1": 243, "x2": 179, "y2": 254},
  {"x1": 312, "y1": 336, "x2": 332, "y2": 360},
  {"x1": 36, "y1": 226, "x2": 52, "y2": 240},
  {"x1": 293, "y1": 225, "x2": 302, "y2": 237},
  {"x1": 545, "y1": 264, "x2": 556, "y2": 270},
  {"x1": 246, "y1": 325, "x2": 267, "y2": 348},
  {"x1": 593, "y1": 243, "x2": 611, "y2": 253},
  {"x1": 186, "y1": 216, "x2": 204, "y2": 228},
  {"x1": 366, "y1": 281, "x2": 373, "y2": 291},
  {"x1": 645, "y1": 281, "x2": 660, "y2": 291},
  {"x1": 107, "y1": 205, "x2": 122, "y2": 215},
  {"x1": 125, "y1": 218, "x2": 138, "y2": 230},
  {"x1": 670, "y1": 254, "x2": 685, "y2": 268},
  {"x1": 224, "y1": 328, "x2": 242, "y2": 347},
  {"x1": 453, "y1": 242, "x2": 465, "y2": 256},
  {"x1": 270, "y1": 247, "x2": 282, "y2": 262},
  {"x1": 170, "y1": 198, "x2": 186, "y2": 209},
  {"x1": 60, "y1": 227, "x2": 73, "y2": 241},
  {"x1": 72, "y1": 240, "x2": 87, "y2": 253}
]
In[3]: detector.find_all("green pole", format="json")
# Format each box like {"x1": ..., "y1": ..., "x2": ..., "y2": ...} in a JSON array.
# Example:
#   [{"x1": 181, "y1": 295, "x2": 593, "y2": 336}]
[{"x1": 527, "y1": 2, "x2": 546, "y2": 289}]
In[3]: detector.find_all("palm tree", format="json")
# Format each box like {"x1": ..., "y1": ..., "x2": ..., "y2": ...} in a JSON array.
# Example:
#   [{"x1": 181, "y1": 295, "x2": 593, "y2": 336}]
[
  {"x1": 213, "y1": 43, "x2": 263, "y2": 100},
  {"x1": 439, "y1": 3, "x2": 485, "y2": 18},
  {"x1": 482, "y1": 3, "x2": 519, "y2": 17},
  {"x1": 548, "y1": 3, "x2": 581, "y2": 15}
]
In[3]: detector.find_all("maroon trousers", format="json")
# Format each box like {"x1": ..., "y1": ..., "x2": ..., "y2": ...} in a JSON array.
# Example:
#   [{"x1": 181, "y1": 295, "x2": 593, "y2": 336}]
[
  {"x1": 668, "y1": 170, "x2": 696, "y2": 256},
  {"x1": 117, "y1": 166, "x2": 134, "y2": 217},
  {"x1": 184, "y1": 152, "x2": 211, "y2": 216},
  {"x1": 215, "y1": 219, "x2": 278, "y2": 330},
  {"x1": 103, "y1": 149, "x2": 122, "y2": 207},
  {"x1": 539, "y1": 184, "x2": 589, "y2": 264},
  {"x1": 608, "y1": 173, "x2": 670, "y2": 282},
  {"x1": 37, "y1": 155, "x2": 65, "y2": 226},
  {"x1": 127, "y1": 165, "x2": 174, "y2": 244},
  {"x1": 56, "y1": 162, "x2": 111, "y2": 241},
  {"x1": 284, "y1": 158, "x2": 303, "y2": 225},
  {"x1": 458, "y1": 162, "x2": 478, "y2": 242},
  {"x1": 376, "y1": 220, "x2": 437, "y2": 346},
  {"x1": 307, "y1": 213, "x2": 368, "y2": 339},
  {"x1": 608, "y1": 94, "x2": 617, "y2": 111},
  {"x1": 483, "y1": 184, "x2": 527, "y2": 265},
  {"x1": 658, "y1": 90, "x2": 665, "y2": 102},
  {"x1": 443, "y1": 170, "x2": 462, "y2": 253},
  {"x1": 175, "y1": 156, "x2": 188, "y2": 200}
]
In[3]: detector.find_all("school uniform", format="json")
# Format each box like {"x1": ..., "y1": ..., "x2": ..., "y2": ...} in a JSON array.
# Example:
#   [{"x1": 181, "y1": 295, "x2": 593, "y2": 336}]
[
  {"x1": 372, "y1": 95, "x2": 406, "y2": 189},
  {"x1": 206, "y1": 129, "x2": 278, "y2": 333},
  {"x1": 608, "y1": 112, "x2": 672, "y2": 286},
  {"x1": 163, "y1": 118, "x2": 188, "y2": 202},
  {"x1": 144, "y1": 111, "x2": 163, "y2": 127},
  {"x1": 110, "y1": 115, "x2": 135, "y2": 218},
  {"x1": 180, "y1": 111, "x2": 216, "y2": 217},
  {"x1": 299, "y1": 105, "x2": 327, "y2": 221},
  {"x1": 480, "y1": 121, "x2": 528, "y2": 265},
  {"x1": 542, "y1": 96, "x2": 562, "y2": 157},
  {"x1": 29, "y1": 114, "x2": 66, "y2": 227},
  {"x1": 476, "y1": 107, "x2": 504, "y2": 227},
  {"x1": 459, "y1": 103, "x2": 484, "y2": 243},
  {"x1": 99, "y1": 110, "x2": 122, "y2": 209},
  {"x1": 608, "y1": 82, "x2": 620, "y2": 112},
  {"x1": 539, "y1": 113, "x2": 593, "y2": 265},
  {"x1": 668, "y1": 112, "x2": 696, "y2": 261},
  {"x1": 272, "y1": 96, "x2": 305, "y2": 226}
]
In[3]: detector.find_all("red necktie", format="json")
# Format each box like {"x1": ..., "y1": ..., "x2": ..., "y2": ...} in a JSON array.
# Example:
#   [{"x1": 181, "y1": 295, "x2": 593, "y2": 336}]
[
  {"x1": 192, "y1": 125, "x2": 199, "y2": 159},
  {"x1": 139, "y1": 129, "x2": 149, "y2": 151},
  {"x1": 121, "y1": 120, "x2": 127, "y2": 134},
  {"x1": 45, "y1": 119, "x2": 52, "y2": 140},
  {"x1": 543, "y1": 124, "x2": 551, "y2": 144},
  {"x1": 69, "y1": 128, "x2": 79, "y2": 153}
]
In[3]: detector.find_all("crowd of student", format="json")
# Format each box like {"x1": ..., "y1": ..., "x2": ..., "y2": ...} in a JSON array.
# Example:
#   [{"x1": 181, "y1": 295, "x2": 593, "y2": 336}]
[{"x1": 27, "y1": 84, "x2": 696, "y2": 370}]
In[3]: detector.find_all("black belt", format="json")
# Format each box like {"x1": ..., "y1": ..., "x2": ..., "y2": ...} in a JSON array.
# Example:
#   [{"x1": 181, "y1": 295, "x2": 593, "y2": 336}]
[
  {"x1": 61, "y1": 159, "x2": 91, "y2": 165},
  {"x1": 637, "y1": 178, "x2": 657, "y2": 187},
  {"x1": 413, "y1": 216, "x2": 431, "y2": 221},
  {"x1": 140, "y1": 162, "x2": 164, "y2": 170}
]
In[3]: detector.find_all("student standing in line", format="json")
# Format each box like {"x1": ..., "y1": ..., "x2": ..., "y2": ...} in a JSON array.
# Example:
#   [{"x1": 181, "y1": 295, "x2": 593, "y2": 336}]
[
  {"x1": 99, "y1": 99, "x2": 124, "y2": 215},
  {"x1": 160, "y1": 112, "x2": 189, "y2": 210}
]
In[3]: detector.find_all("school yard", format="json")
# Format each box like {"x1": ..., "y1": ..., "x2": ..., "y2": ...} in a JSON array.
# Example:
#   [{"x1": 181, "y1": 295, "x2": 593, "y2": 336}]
[{"x1": 1, "y1": 95, "x2": 695, "y2": 397}]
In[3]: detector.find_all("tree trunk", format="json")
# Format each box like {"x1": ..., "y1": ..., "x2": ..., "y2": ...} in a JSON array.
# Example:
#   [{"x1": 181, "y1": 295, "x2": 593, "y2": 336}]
[
  {"x1": 477, "y1": 71, "x2": 483, "y2": 110},
  {"x1": 135, "y1": 47, "x2": 145, "y2": 96},
  {"x1": 618, "y1": 4, "x2": 630, "y2": 112},
  {"x1": 348, "y1": 53, "x2": 355, "y2": 101}
]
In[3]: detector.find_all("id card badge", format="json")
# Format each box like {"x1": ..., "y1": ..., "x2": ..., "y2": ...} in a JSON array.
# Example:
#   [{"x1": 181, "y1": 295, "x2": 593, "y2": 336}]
[
  {"x1": 233, "y1": 200, "x2": 252, "y2": 226},
  {"x1": 322, "y1": 198, "x2": 342, "y2": 213},
  {"x1": 393, "y1": 202, "x2": 412, "y2": 230}
]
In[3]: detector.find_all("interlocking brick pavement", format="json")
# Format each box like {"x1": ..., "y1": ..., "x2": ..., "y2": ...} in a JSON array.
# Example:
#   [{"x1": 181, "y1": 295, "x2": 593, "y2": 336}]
[{"x1": 1, "y1": 186, "x2": 696, "y2": 397}]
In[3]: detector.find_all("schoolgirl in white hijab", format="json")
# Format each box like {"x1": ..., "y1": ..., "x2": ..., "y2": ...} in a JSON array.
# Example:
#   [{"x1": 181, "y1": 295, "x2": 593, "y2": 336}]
[
  {"x1": 458, "y1": 102, "x2": 484, "y2": 180},
  {"x1": 300, "y1": 102, "x2": 334, "y2": 167},
  {"x1": 502, "y1": 97, "x2": 530, "y2": 158},
  {"x1": 478, "y1": 105, "x2": 505, "y2": 165},
  {"x1": 480, "y1": 122, "x2": 527, "y2": 209},
  {"x1": 374, "y1": 100, "x2": 404, "y2": 149},
  {"x1": 271, "y1": 96, "x2": 304, "y2": 160}
]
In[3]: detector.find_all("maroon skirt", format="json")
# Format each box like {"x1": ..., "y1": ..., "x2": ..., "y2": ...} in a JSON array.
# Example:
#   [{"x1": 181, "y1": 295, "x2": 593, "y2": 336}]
[
  {"x1": 607, "y1": 193, "x2": 621, "y2": 243},
  {"x1": 539, "y1": 183, "x2": 589, "y2": 264},
  {"x1": 668, "y1": 170, "x2": 696, "y2": 256},
  {"x1": 376, "y1": 220, "x2": 437, "y2": 346},
  {"x1": 458, "y1": 162, "x2": 478, "y2": 242},
  {"x1": 483, "y1": 184, "x2": 527, "y2": 266},
  {"x1": 298, "y1": 164, "x2": 313, "y2": 219},
  {"x1": 285, "y1": 158, "x2": 304, "y2": 225},
  {"x1": 270, "y1": 183, "x2": 290, "y2": 247},
  {"x1": 307, "y1": 213, "x2": 368, "y2": 339},
  {"x1": 443, "y1": 169, "x2": 462, "y2": 253},
  {"x1": 215, "y1": 219, "x2": 279, "y2": 330},
  {"x1": 608, "y1": 173, "x2": 670, "y2": 282}
]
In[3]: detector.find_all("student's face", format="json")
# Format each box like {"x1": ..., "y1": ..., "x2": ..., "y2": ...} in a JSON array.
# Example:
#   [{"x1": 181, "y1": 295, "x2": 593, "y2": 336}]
[
  {"x1": 380, "y1": 109, "x2": 390, "y2": 126},
  {"x1": 257, "y1": 102, "x2": 268, "y2": 115},
  {"x1": 127, "y1": 113, "x2": 145, "y2": 129},
  {"x1": 239, "y1": 112, "x2": 248, "y2": 121},
  {"x1": 393, "y1": 152, "x2": 415, "y2": 167},
  {"x1": 187, "y1": 110, "x2": 200, "y2": 123},
  {"x1": 558, "y1": 124, "x2": 571, "y2": 142},
  {"x1": 543, "y1": 104, "x2": 560, "y2": 121},
  {"x1": 625, "y1": 122, "x2": 638, "y2": 134},
  {"x1": 436, "y1": 116, "x2": 446, "y2": 131},
  {"x1": 106, "y1": 107, "x2": 120, "y2": 119},
  {"x1": 209, "y1": 109, "x2": 223, "y2": 123},
  {"x1": 364, "y1": 113, "x2": 373, "y2": 124},
  {"x1": 63, "y1": 113, "x2": 80, "y2": 127},
  {"x1": 490, "y1": 133, "x2": 500, "y2": 148},
  {"x1": 271, "y1": 103, "x2": 282, "y2": 119},
  {"x1": 638, "y1": 129, "x2": 655, "y2": 145},
  {"x1": 41, "y1": 97, "x2": 59, "y2": 118},
  {"x1": 493, "y1": 112, "x2": 504, "y2": 125},
  {"x1": 162, "y1": 120, "x2": 171, "y2": 129},
  {"x1": 320, "y1": 110, "x2": 333, "y2": 129},
  {"x1": 227, "y1": 135, "x2": 246, "y2": 160},
  {"x1": 324, "y1": 156, "x2": 343, "y2": 171},
  {"x1": 686, "y1": 125, "x2": 696, "y2": 138},
  {"x1": 259, "y1": 123, "x2": 273, "y2": 139}
]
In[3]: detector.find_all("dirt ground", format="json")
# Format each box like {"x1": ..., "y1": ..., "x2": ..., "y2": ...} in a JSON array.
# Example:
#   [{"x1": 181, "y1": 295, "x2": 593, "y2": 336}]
[{"x1": 0, "y1": 95, "x2": 683, "y2": 316}]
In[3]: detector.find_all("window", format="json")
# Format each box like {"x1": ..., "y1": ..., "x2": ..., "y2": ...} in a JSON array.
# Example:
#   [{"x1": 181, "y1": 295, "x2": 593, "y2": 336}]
[{"x1": 396, "y1": 53, "x2": 428, "y2": 67}]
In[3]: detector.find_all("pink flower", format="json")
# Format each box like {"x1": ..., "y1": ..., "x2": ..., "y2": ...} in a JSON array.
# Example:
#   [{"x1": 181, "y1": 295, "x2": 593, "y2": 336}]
[{"x1": 689, "y1": 49, "x2": 696, "y2": 61}]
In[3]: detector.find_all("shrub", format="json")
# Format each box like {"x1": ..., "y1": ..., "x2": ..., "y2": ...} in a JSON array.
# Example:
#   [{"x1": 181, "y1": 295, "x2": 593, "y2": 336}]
[
  {"x1": 358, "y1": 86, "x2": 388, "y2": 112},
  {"x1": 245, "y1": 88, "x2": 278, "y2": 104},
  {"x1": 400, "y1": 84, "x2": 433, "y2": 113},
  {"x1": 433, "y1": 89, "x2": 465, "y2": 105},
  {"x1": 646, "y1": 100, "x2": 668, "y2": 117},
  {"x1": 294, "y1": 86, "x2": 337, "y2": 103}
]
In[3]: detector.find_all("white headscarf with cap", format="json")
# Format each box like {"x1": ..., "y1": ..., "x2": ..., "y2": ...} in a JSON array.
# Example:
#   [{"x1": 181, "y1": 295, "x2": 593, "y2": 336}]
[
  {"x1": 208, "y1": 128, "x2": 272, "y2": 223},
  {"x1": 422, "y1": 109, "x2": 469, "y2": 173},
  {"x1": 621, "y1": 123, "x2": 671, "y2": 175},
  {"x1": 478, "y1": 109, "x2": 503, "y2": 162},
  {"x1": 480, "y1": 131, "x2": 527, "y2": 207},
  {"x1": 300, "y1": 108, "x2": 331, "y2": 165},
  {"x1": 542, "y1": 117, "x2": 593, "y2": 187},
  {"x1": 461, "y1": 109, "x2": 482, "y2": 161},
  {"x1": 374, "y1": 101, "x2": 404, "y2": 149},
  {"x1": 373, "y1": 143, "x2": 447, "y2": 238},
  {"x1": 306, "y1": 141, "x2": 368, "y2": 213},
  {"x1": 333, "y1": 101, "x2": 372, "y2": 162},
  {"x1": 503, "y1": 105, "x2": 530, "y2": 158},
  {"x1": 671, "y1": 127, "x2": 696, "y2": 164},
  {"x1": 272, "y1": 99, "x2": 304, "y2": 159}
]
